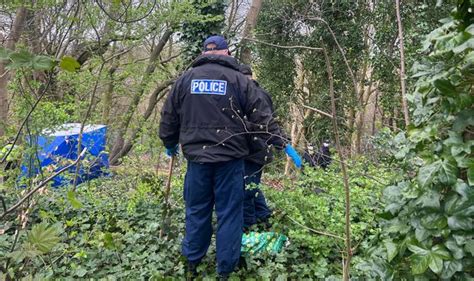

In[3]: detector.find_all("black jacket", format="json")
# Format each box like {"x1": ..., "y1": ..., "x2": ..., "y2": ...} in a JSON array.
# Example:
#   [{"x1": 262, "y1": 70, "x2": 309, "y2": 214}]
[
  {"x1": 245, "y1": 80, "x2": 287, "y2": 165},
  {"x1": 159, "y1": 55, "x2": 285, "y2": 163},
  {"x1": 303, "y1": 146, "x2": 332, "y2": 169}
]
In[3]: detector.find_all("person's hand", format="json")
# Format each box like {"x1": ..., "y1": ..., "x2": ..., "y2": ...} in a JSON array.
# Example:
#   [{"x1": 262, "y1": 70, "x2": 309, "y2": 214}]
[
  {"x1": 165, "y1": 144, "x2": 179, "y2": 157},
  {"x1": 284, "y1": 144, "x2": 302, "y2": 168}
]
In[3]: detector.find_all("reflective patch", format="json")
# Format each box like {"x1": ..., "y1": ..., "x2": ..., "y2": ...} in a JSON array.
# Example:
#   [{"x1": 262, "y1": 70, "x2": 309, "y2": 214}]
[{"x1": 191, "y1": 79, "x2": 227, "y2": 95}]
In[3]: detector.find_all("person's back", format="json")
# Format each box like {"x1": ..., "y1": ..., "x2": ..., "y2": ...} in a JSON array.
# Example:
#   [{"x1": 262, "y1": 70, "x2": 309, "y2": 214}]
[{"x1": 160, "y1": 55, "x2": 279, "y2": 163}]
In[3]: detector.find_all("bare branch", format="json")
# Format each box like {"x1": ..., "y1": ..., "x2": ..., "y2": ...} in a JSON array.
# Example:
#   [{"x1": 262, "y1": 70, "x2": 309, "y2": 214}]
[{"x1": 301, "y1": 104, "x2": 333, "y2": 119}]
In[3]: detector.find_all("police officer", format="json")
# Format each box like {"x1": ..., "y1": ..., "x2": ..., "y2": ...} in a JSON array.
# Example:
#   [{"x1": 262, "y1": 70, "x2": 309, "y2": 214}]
[
  {"x1": 159, "y1": 35, "x2": 301, "y2": 279},
  {"x1": 160, "y1": 36, "x2": 300, "y2": 280},
  {"x1": 239, "y1": 65, "x2": 296, "y2": 230}
]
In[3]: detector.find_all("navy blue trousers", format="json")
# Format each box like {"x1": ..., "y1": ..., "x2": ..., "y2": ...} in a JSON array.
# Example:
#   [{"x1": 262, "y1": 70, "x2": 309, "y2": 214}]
[
  {"x1": 182, "y1": 159, "x2": 244, "y2": 275},
  {"x1": 243, "y1": 160, "x2": 272, "y2": 227}
]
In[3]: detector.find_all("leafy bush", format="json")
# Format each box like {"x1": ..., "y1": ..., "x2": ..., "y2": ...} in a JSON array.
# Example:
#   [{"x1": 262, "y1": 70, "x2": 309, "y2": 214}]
[{"x1": 355, "y1": 3, "x2": 474, "y2": 279}]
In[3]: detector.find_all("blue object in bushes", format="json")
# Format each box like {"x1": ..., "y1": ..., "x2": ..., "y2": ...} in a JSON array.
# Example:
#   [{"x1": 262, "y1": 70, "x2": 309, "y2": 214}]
[{"x1": 21, "y1": 123, "x2": 109, "y2": 187}]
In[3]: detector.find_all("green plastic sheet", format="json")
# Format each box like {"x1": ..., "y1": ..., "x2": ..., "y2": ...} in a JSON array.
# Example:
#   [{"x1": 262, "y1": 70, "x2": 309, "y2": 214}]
[{"x1": 241, "y1": 231, "x2": 288, "y2": 256}]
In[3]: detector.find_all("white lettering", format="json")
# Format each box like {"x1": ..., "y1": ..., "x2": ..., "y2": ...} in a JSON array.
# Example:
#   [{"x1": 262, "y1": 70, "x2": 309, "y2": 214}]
[
  {"x1": 199, "y1": 82, "x2": 205, "y2": 92},
  {"x1": 191, "y1": 81, "x2": 199, "y2": 92},
  {"x1": 212, "y1": 82, "x2": 219, "y2": 92}
]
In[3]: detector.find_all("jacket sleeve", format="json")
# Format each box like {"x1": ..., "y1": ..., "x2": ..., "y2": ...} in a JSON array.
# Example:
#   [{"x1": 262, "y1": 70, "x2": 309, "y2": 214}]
[
  {"x1": 243, "y1": 80, "x2": 288, "y2": 149},
  {"x1": 159, "y1": 80, "x2": 181, "y2": 148}
]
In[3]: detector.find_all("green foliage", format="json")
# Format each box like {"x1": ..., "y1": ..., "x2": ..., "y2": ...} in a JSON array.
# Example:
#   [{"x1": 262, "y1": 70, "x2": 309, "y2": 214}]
[
  {"x1": 1, "y1": 157, "x2": 395, "y2": 279},
  {"x1": 179, "y1": 0, "x2": 227, "y2": 60},
  {"x1": 260, "y1": 158, "x2": 395, "y2": 278},
  {"x1": 0, "y1": 47, "x2": 56, "y2": 71},
  {"x1": 356, "y1": 3, "x2": 474, "y2": 279}
]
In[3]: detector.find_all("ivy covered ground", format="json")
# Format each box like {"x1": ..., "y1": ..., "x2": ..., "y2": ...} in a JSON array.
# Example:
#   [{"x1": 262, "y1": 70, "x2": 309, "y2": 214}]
[{"x1": 1, "y1": 156, "x2": 396, "y2": 279}]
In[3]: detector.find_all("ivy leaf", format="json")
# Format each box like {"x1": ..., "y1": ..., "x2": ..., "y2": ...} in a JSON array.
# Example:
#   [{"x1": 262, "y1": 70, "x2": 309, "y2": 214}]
[
  {"x1": 441, "y1": 260, "x2": 463, "y2": 279},
  {"x1": 433, "y1": 79, "x2": 456, "y2": 96},
  {"x1": 453, "y1": 37, "x2": 474, "y2": 53},
  {"x1": 465, "y1": 239, "x2": 474, "y2": 256},
  {"x1": 420, "y1": 190, "x2": 441, "y2": 208},
  {"x1": 408, "y1": 244, "x2": 429, "y2": 255},
  {"x1": 431, "y1": 244, "x2": 451, "y2": 260},
  {"x1": 418, "y1": 161, "x2": 441, "y2": 188},
  {"x1": 468, "y1": 162, "x2": 474, "y2": 186},
  {"x1": 67, "y1": 190, "x2": 83, "y2": 209},
  {"x1": 438, "y1": 159, "x2": 458, "y2": 184},
  {"x1": 410, "y1": 253, "x2": 431, "y2": 275},
  {"x1": 453, "y1": 109, "x2": 474, "y2": 132},
  {"x1": 447, "y1": 215, "x2": 472, "y2": 230},
  {"x1": 428, "y1": 254, "x2": 443, "y2": 274},
  {"x1": 454, "y1": 180, "x2": 473, "y2": 199},
  {"x1": 384, "y1": 240, "x2": 398, "y2": 262},
  {"x1": 446, "y1": 238, "x2": 464, "y2": 259},
  {"x1": 27, "y1": 223, "x2": 61, "y2": 254},
  {"x1": 59, "y1": 56, "x2": 80, "y2": 72}
]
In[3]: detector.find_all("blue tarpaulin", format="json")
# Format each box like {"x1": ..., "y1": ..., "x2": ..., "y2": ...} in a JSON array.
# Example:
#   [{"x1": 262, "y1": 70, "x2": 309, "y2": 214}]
[{"x1": 21, "y1": 123, "x2": 109, "y2": 187}]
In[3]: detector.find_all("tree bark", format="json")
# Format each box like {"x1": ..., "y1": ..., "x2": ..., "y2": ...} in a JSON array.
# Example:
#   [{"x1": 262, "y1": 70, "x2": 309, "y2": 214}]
[
  {"x1": 395, "y1": 0, "x2": 410, "y2": 126},
  {"x1": 239, "y1": 0, "x2": 263, "y2": 65},
  {"x1": 0, "y1": 7, "x2": 28, "y2": 137},
  {"x1": 109, "y1": 30, "x2": 173, "y2": 164},
  {"x1": 109, "y1": 78, "x2": 175, "y2": 165}
]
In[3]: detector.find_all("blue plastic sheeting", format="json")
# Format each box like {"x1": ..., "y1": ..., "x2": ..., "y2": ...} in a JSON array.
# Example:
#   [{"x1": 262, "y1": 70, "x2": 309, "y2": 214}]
[{"x1": 21, "y1": 123, "x2": 109, "y2": 187}]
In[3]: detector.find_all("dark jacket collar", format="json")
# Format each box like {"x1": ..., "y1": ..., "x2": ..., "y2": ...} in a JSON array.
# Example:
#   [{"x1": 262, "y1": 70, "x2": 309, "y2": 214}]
[{"x1": 192, "y1": 54, "x2": 241, "y2": 72}]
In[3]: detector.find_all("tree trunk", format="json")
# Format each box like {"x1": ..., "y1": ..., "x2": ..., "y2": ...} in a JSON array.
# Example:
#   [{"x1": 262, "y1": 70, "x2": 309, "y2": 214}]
[
  {"x1": 109, "y1": 78, "x2": 175, "y2": 164},
  {"x1": 395, "y1": 0, "x2": 410, "y2": 127},
  {"x1": 0, "y1": 7, "x2": 28, "y2": 137},
  {"x1": 239, "y1": 0, "x2": 263, "y2": 65},
  {"x1": 109, "y1": 30, "x2": 173, "y2": 164}
]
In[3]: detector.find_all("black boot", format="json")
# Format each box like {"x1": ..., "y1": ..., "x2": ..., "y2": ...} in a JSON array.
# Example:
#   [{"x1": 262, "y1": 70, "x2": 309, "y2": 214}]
[
  {"x1": 186, "y1": 261, "x2": 199, "y2": 280},
  {"x1": 237, "y1": 256, "x2": 247, "y2": 271},
  {"x1": 217, "y1": 273, "x2": 229, "y2": 281}
]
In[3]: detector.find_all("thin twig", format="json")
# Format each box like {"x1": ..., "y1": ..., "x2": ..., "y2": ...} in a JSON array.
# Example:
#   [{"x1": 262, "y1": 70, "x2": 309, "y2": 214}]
[
  {"x1": 301, "y1": 104, "x2": 333, "y2": 119},
  {"x1": 286, "y1": 214, "x2": 344, "y2": 240},
  {"x1": 323, "y1": 47, "x2": 352, "y2": 281}
]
